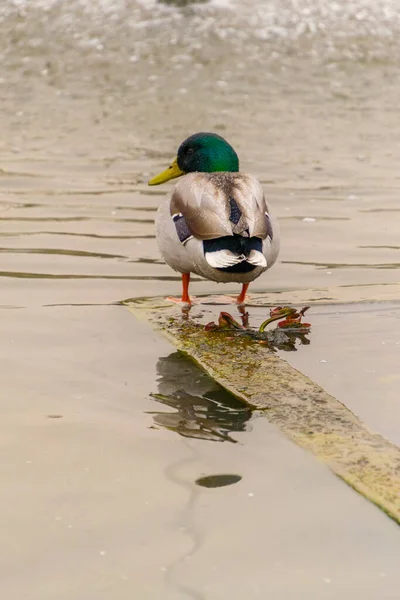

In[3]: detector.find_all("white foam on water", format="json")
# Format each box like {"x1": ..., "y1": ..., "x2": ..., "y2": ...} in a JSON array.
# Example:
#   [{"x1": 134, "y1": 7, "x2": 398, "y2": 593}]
[{"x1": 2, "y1": 0, "x2": 400, "y2": 63}]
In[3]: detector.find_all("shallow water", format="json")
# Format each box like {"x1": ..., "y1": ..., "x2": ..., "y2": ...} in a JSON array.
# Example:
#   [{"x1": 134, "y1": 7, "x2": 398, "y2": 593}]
[
  {"x1": 2, "y1": 0, "x2": 400, "y2": 303},
  {"x1": 2, "y1": 304, "x2": 400, "y2": 600},
  {"x1": 178, "y1": 301, "x2": 400, "y2": 445},
  {"x1": 1, "y1": 1, "x2": 400, "y2": 597}
]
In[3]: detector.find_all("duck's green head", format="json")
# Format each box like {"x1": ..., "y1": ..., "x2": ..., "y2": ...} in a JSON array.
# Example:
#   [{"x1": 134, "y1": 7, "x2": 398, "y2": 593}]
[{"x1": 148, "y1": 132, "x2": 239, "y2": 186}]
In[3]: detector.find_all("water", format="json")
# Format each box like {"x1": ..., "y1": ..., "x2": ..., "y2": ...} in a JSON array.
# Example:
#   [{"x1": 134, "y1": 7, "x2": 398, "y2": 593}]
[
  {"x1": 151, "y1": 351, "x2": 253, "y2": 443},
  {"x1": 1, "y1": 0, "x2": 400, "y2": 306},
  {"x1": 1, "y1": 3, "x2": 400, "y2": 598}
]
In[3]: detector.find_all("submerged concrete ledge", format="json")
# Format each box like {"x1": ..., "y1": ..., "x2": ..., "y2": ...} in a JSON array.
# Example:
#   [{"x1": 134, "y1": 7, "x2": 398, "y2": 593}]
[{"x1": 125, "y1": 297, "x2": 400, "y2": 524}]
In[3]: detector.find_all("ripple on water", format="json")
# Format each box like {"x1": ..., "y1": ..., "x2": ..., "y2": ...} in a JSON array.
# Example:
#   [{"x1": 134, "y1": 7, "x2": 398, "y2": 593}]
[
  {"x1": 0, "y1": 217, "x2": 155, "y2": 223},
  {"x1": 0, "y1": 232, "x2": 156, "y2": 239},
  {"x1": 0, "y1": 271, "x2": 200, "y2": 281},
  {"x1": 0, "y1": 247, "x2": 127, "y2": 259},
  {"x1": 283, "y1": 260, "x2": 400, "y2": 270}
]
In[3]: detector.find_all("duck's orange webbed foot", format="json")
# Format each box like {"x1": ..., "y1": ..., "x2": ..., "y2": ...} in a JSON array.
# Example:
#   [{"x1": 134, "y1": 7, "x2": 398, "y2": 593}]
[{"x1": 165, "y1": 273, "x2": 194, "y2": 306}]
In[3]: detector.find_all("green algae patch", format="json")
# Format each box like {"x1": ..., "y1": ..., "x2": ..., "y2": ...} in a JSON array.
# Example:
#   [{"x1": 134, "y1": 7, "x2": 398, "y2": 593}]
[{"x1": 125, "y1": 297, "x2": 400, "y2": 524}]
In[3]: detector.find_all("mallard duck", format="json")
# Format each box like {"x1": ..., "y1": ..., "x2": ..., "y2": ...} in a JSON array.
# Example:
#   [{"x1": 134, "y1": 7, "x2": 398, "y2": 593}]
[{"x1": 148, "y1": 132, "x2": 280, "y2": 305}]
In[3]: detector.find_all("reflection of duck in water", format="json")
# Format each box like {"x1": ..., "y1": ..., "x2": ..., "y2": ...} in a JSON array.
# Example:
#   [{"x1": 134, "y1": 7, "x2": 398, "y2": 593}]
[
  {"x1": 150, "y1": 353, "x2": 252, "y2": 443},
  {"x1": 148, "y1": 132, "x2": 280, "y2": 306},
  {"x1": 155, "y1": 351, "x2": 213, "y2": 397}
]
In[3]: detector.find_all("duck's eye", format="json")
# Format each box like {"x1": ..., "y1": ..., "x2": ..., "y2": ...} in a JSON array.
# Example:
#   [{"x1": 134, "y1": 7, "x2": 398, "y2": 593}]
[{"x1": 186, "y1": 148, "x2": 194, "y2": 155}]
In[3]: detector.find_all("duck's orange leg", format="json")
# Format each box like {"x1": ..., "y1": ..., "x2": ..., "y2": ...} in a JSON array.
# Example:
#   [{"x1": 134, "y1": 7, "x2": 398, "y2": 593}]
[
  {"x1": 166, "y1": 273, "x2": 192, "y2": 305},
  {"x1": 181, "y1": 273, "x2": 191, "y2": 304},
  {"x1": 237, "y1": 283, "x2": 249, "y2": 305}
]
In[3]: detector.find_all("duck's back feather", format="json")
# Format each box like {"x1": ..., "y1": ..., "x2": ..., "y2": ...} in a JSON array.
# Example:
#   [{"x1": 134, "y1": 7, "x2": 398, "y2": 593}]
[{"x1": 169, "y1": 172, "x2": 269, "y2": 241}]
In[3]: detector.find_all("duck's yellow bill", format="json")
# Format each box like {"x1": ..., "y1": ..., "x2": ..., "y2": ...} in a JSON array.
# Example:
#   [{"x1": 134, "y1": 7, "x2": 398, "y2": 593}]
[{"x1": 148, "y1": 158, "x2": 185, "y2": 186}]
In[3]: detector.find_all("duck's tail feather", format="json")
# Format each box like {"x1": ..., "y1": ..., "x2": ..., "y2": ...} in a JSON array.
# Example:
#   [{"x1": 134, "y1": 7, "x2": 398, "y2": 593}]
[
  {"x1": 203, "y1": 235, "x2": 267, "y2": 272},
  {"x1": 205, "y1": 249, "x2": 246, "y2": 269},
  {"x1": 246, "y1": 250, "x2": 267, "y2": 267}
]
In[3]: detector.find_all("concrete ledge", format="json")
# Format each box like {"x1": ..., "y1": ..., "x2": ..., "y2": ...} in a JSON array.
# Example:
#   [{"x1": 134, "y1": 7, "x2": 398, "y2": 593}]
[{"x1": 125, "y1": 297, "x2": 400, "y2": 524}]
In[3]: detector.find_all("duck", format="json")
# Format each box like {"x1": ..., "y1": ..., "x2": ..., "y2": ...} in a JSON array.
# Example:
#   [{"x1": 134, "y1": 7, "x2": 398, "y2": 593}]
[{"x1": 148, "y1": 132, "x2": 280, "y2": 305}]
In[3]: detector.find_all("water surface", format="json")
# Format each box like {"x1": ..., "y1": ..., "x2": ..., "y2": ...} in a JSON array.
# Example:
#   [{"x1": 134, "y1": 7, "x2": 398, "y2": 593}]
[{"x1": 1, "y1": 2, "x2": 400, "y2": 598}]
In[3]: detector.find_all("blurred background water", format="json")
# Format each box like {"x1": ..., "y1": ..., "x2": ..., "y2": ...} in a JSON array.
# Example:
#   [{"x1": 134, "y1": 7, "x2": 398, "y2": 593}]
[
  {"x1": 1, "y1": 5, "x2": 400, "y2": 599},
  {"x1": 2, "y1": 0, "x2": 400, "y2": 153},
  {"x1": 1, "y1": 0, "x2": 400, "y2": 303}
]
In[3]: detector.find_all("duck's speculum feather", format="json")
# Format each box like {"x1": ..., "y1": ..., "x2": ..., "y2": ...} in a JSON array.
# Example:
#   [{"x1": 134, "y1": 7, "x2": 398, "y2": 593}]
[{"x1": 172, "y1": 212, "x2": 193, "y2": 244}]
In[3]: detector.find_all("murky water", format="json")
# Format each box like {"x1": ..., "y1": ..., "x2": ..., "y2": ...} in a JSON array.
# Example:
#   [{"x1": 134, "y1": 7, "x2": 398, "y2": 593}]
[
  {"x1": 1, "y1": 2, "x2": 400, "y2": 598},
  {"x1": 1, "y1": 0, "x2": 400, "y2": 305}
]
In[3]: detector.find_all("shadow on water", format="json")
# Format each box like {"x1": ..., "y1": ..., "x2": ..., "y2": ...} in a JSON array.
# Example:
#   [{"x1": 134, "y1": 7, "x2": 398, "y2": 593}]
[
  {"x1": 149, "y1": 352, "x2": 252, "y2": 443},
  {"x1": 195, "y1": 474, "x2": 242, "y2": 488}
]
